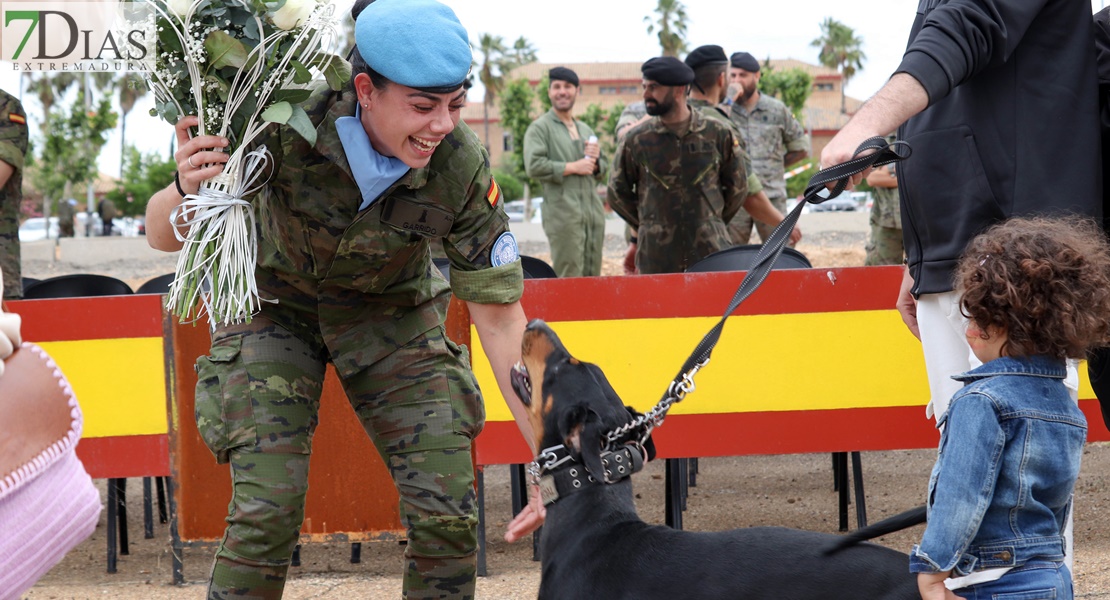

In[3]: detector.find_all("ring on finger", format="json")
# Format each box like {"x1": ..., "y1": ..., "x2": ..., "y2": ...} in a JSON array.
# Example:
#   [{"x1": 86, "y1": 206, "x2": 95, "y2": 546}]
[{"x1": 187, "y1": 155, "x2": 198, "y2": 169}]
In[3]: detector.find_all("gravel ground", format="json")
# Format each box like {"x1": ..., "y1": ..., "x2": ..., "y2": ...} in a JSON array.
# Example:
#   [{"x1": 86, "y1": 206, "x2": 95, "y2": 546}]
[{"x1": 21, "y1": 212, "x2": 1110, "y2": 598}]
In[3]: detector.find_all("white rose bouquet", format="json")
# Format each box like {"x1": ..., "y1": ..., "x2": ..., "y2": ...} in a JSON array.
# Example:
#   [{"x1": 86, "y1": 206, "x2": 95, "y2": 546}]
[{"x1": 144, "y1": 0, "x2": 350, "y2": 325}]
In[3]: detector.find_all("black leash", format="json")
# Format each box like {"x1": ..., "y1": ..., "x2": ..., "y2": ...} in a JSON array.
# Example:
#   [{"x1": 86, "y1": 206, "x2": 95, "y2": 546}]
[{"x1": 607, "y1": 136, "x2": 912, "y2": 445}]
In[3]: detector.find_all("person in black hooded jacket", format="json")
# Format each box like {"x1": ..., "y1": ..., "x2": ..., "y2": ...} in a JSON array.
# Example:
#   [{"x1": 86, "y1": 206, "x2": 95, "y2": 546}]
[
  {"x1": 822, "y1": 0, "x2": 1101, "y2": 421},
  {"x1": 1087, "y1": 7, "x2": 1110, "y2": 431}
]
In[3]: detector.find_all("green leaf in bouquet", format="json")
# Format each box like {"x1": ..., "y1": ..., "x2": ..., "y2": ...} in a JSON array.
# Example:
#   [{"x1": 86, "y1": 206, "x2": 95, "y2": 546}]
[
  {"x1": 273, "y1": 88, "x2": 313, "y2": 104},
  {"x1": 157, "y1": 21, "x2": 183, "y2": 54},
  {"x1": 261, "y1": 100, "x2": 293, "y2": 124},
  {"x1": 290, "y1": 59, "x2": 313, "y2": 85},
  {"x1": 286, "y1": 104, "x2": 317, "y2": 146},
  {"x1": 319, "y1": 54, "x2": 352, "y2": 91},
  {"x1": 205, "y1": 30, "x2": 249, "y2": 70}
]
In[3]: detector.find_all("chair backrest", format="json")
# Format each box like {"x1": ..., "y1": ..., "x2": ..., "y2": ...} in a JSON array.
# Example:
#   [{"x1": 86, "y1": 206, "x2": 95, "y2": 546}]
[
  {"x1": 22, "y1": 274, "x2": 134, "y2": 299},
  {"x1": 135, "y1": 273, "x2": 176, "y2": 295},
  {"x1": 520, "y1": 255, "x2": 557, "y2": 279},
  {"x1": 685, "y1": 244, "x2": 812, "y2": 274},
  {"x1": 21, "y1": 277, "x2": 40, "y2": 291}
]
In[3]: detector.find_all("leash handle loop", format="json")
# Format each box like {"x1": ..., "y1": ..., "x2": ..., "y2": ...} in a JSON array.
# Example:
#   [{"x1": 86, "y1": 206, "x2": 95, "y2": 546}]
[{"x1": 643, "y1": 137, "x2": 912, "y2": 429}]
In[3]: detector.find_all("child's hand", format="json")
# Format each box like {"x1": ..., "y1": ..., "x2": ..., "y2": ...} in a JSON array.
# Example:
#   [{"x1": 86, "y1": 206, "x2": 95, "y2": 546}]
[{"x1": 917, "y1": 572, "x2": 963, "y2": 600}]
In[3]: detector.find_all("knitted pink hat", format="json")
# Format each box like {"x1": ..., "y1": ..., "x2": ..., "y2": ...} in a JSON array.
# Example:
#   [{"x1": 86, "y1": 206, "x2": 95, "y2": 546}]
[{"x1": 0, "y1": 342, "x2": 102, "y2": 598}]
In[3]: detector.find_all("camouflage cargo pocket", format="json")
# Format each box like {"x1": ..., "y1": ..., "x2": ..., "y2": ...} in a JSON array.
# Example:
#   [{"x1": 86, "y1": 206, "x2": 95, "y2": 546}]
[
  {"x1": 446, "y1": 337, "x2": 484, "y2": 440},
  {"x1": 194, "y1": 335, "x2": 257, "y2": 463}
]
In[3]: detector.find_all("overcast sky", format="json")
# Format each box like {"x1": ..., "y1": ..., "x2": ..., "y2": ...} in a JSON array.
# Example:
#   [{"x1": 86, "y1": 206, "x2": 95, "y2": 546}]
[{"x1": 2, "y1": 0, "x2": 1107, "y2": 178}]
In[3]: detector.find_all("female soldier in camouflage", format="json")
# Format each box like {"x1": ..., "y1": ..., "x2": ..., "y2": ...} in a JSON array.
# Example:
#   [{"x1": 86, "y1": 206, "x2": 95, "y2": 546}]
[{"x1": 145, "y1": 0, "x2": 537, "y2": 597}]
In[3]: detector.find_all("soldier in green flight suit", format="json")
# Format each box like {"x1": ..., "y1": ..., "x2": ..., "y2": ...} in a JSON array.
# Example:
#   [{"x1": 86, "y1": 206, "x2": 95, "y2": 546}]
[
  {"x1": 0, "y1": 89, "x2": 28, "y2": 300},
  {"x1": 523, "y1": 66, "x2": 608, "y2": 277},
  {"x1": 145, "y1": 0, "x2": 539, "y2": 598}
]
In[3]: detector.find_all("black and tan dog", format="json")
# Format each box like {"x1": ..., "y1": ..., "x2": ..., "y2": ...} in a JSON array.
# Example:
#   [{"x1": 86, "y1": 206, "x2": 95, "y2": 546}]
[{"x1": 510, "y1": 319, "x2": 920, "y2": 600}]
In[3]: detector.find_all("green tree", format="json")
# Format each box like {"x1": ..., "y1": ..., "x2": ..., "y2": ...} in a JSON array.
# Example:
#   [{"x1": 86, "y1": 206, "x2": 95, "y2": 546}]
[
  {"x1": 536, "y1": 73, "x2": 552, "y2": 112},
  {"x1": 105, "y1": 146, "x2": 176, "y2": 217},
  {"x1": 116, "y1": 74, "x2": 149, "y2": 180},
  {"x1": 644, "y1": 0, "x2": 689, "y2": 57},
  {"x1": 498, "y1": 78, "x2": 541, "y2": 218},
  {"x1": 759, "y1": 63, "x2": 814, "y2": 123},
  {"x1": 476, "y1": 34, "x2": 539, "y2": 150},
  {"x1": 579, "y1": 101, "x2": 624, "y2": 160},
  {"x1": 811, "y1": 17, "x2": 866, "y2": 114},
  {"x1": 31, "y1": 90, "x2": 118, "y2": 221}
]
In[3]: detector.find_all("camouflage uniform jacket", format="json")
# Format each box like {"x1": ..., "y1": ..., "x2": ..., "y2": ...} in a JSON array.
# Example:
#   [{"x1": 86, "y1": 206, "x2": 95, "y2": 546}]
[
  {"x1": 728, "y1": 93, "x2": 808, "y2": 202},
  {"x1": 688, "y1": 98, "x2": 762, "y2": 197},
  {"x1": 250, "y1": 87, "x2": 523, "y2": 378},
  {"x1": 608, "y1": 109, "x2": 749, "y2": 274},
  {"x1": 0, "y1": 91, "x2": 27, "y2": 300}
]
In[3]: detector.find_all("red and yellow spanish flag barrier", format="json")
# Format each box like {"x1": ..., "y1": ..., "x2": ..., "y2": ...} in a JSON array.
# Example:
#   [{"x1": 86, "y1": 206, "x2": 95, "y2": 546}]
[
  {"x1": 10, "y1": 295, "x2": 169, "y2": 479},
  {"x1": 471, "y1": 266, "x2": 1110, "y2": 464}
]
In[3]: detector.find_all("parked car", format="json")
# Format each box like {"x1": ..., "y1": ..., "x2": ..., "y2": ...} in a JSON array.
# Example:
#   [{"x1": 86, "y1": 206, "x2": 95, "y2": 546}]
[
  {"x1": 503, "y1": 197, "x2": 543, "y2": 223},
  {"x1": 809, "y1": 196, "x2": 859, "y2": 212},
  {"x1": 18, "y1": 217, "x2": 59, "y2": 242}
]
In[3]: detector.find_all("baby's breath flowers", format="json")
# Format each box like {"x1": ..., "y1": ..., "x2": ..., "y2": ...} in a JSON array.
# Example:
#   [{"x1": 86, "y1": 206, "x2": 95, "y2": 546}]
[{"x1": 144, "y1": 0, "x2": 350, "y2": 325}]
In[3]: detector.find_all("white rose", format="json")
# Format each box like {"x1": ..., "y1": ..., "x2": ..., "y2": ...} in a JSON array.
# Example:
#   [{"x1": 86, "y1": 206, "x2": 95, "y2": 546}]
[
  {"x1": 168, "y1": 0, "x2": 193, "y2": 17},
  {"x1": 271, "y1": 0, "x2": 317, "y2": 30}
]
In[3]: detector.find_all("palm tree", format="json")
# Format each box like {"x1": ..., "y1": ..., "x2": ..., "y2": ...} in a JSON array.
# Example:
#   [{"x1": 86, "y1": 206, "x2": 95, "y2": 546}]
[
  {"x1": 811, "y1": 18, "x2": 866, "y2": 114},
  {"x1": 117, "y1": 74, "x2": 149, "y2": 179},
  {"x1": 507, "y1": 36, "x2": 538, "y2": 69},
  {"x1": 476, "y1": 33, "x2": 509, "y2": 151},
  {"x1": 644, "y1": 0, "x2": 689, "y2": 58}
]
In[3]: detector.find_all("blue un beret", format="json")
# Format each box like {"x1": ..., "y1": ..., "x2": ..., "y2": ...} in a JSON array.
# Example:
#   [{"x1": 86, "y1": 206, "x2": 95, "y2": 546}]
[{"x1": 355, "y1": 0, "x2": 471, "y2": 89}]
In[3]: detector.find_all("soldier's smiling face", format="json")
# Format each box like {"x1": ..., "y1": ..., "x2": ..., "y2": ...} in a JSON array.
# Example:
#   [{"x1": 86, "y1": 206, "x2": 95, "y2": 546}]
[
  {"x1": 356, "y1": 73, "x2": 465, "y2": 169},
  {"x1": 548, "y1": 80, "x2": 579, "y2": 113}
]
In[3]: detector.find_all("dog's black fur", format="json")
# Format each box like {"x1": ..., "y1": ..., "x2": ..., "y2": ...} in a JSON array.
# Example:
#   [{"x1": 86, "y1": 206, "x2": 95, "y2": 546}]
[{"x1": 511, "y1": 320, "x2": 921, "y2": 600}]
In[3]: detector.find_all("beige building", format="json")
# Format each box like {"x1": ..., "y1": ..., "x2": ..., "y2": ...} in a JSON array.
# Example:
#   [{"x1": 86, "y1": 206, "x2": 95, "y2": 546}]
[{"x1": 463, "y1": 59, "x2": 864, "y2": 171}]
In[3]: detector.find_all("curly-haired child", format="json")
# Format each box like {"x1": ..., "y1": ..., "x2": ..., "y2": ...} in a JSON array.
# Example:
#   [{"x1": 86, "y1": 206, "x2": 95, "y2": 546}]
[{"x1": 911, "y1": 216, "x2": 1110, "y2": 600}]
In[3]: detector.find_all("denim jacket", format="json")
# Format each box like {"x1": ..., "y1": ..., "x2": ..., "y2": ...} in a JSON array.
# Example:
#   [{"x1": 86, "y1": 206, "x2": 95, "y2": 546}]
[{"x1": 909, "y1": 356, "x2": 1087, "y2": 576}]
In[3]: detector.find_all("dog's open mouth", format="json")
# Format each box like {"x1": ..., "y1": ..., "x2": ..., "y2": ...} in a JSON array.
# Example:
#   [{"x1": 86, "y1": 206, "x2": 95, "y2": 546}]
[{"x1": 511, "y1": 361, "x2": 533, "y2": 407}]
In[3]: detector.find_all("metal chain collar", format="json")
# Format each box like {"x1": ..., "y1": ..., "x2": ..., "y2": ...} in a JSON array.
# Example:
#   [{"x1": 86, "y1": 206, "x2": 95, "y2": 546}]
[{"x1": 604, "y1": 357, "x2": 709, "y2": 447}]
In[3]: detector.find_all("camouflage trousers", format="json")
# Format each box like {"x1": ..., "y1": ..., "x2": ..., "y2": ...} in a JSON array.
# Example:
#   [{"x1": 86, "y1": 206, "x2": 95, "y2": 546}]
[
  {"x1": 864, "y1": 224, "x2": 905, "y2": 266},
  {"x1": 728, "y1": 196, "x2": 795, "y2": 248},
  {"x1": 195, "y1": 315, "x2": 483, "y2": 600}
]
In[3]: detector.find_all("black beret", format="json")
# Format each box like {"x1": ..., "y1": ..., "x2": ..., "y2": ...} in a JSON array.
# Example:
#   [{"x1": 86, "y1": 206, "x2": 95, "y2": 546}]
[
  {"x1": 548, "y1": 66, "x2": 579, "y2": 87},
  {"x1": 730, "y1": 51, "x2": 760, "y2": 72},
  {"x1": 641, "y1": 56, "x2": 695, "y2": 86},
  {"x1": 684, "y1": 45, "x2": 729, "y2": 71}
]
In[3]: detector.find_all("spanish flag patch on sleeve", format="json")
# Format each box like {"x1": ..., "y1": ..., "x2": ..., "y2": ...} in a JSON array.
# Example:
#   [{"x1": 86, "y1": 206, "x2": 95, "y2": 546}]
[
  {"x1": 486, "y1": 178, "x2": 502, "y2": 207},
  {"x1": 9, "y1": 113, "x2": 25, "y2": 125}
]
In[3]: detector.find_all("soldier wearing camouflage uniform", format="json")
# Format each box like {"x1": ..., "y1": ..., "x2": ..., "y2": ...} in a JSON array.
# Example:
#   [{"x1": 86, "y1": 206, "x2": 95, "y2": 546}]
[
  {"x1": 864, "y1": 158, "x2": 904, "y2": 266},
  {"x1": 727, "y1": 52, "x2": 809, "y2": 246},
  {"x1": 145, "y1": 1, "x2": 535, "y2": 598},
  {"x1": 0, "y1": 90, "x2": 28, "y2": 300},
  {"x1": 609, "y1": 57, "x2": 788, "y2": 274}
]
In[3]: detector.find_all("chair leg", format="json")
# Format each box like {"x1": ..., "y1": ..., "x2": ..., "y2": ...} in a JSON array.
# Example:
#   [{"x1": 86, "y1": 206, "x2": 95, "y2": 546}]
[
  {"x1": 664, "y1": 458, "x2": 684, "y2": 530},
  {"x1": 116, "y1": 478, "x2": 130, "y2": 555},
  {"x1": 106, "y1": 479, "x2": 118, "y2": 574},
  {"x1": 291, "y1": 544, "x2": 301, "y2": 567},
  {"x1": 143, "y1": 477, "x2": 155, "y2": 539},
  {"x1": 835, "y1": 453, "x2": 850, "y2": 532},
  {"x1": 851, "y1": 451, "x2": 868, "y2": 528},
  {"x1": 156, "y1": 476, "x2": 168, "y2": 524},
  {"x1": 350, "y1": 542, "x2": 361, "y2": 564}
]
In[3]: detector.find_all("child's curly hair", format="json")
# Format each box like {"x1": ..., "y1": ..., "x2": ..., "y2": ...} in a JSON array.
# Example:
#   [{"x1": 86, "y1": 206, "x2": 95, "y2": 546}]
[{"x1": 957, "y1": 216, "x2": 1110, "y2": 360}]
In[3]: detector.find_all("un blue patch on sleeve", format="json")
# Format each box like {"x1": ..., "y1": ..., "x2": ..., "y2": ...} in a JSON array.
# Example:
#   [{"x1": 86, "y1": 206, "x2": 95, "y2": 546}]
[{"x1": 491, "y1": 231, "x2": 520, "y2": 267}]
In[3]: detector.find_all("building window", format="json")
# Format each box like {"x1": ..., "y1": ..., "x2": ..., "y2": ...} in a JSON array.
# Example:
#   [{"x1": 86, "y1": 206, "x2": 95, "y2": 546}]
[
  {"x1": 599, "y1": 85, "x2": 639, "y2": 95},
  {"x1": 503, "y1": 131, "x2": 513, "y2": 152},
  {"x1": 815, "y1": 82, "x2": 835, "y2": 91}
]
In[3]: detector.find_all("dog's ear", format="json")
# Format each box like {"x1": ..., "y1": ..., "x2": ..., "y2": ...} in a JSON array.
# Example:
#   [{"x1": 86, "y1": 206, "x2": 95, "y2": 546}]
[
  {"x1": 623, "y1": 405, "x2": 657, "y2": 462},
  {"x1": 560, "y1": 405, "x2": 606, "y2": 480}
]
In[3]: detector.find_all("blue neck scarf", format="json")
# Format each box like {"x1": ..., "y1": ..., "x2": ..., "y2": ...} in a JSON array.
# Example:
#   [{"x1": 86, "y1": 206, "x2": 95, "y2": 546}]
[{"x1": 335, "y1": 106, "x2": 410, "y2": 211}]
